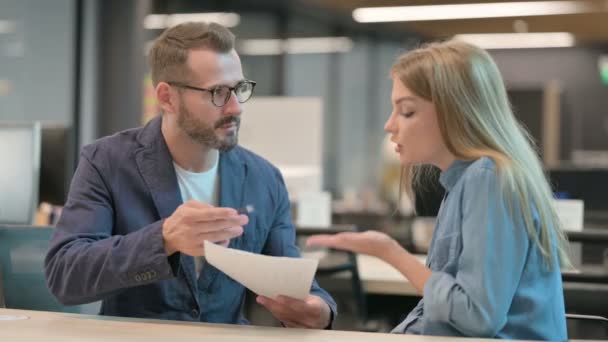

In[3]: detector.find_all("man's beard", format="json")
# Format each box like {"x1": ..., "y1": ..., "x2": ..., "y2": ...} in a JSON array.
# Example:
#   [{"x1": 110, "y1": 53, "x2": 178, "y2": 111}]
[{"x1": 177, "y1": 103, "x2": 240, "y2": 152}]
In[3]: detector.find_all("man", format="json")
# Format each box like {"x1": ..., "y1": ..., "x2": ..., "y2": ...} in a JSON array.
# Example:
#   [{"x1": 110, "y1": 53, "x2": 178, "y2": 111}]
[{"x1": 44, "y1": 21, "x2": 336, "y2": 328}]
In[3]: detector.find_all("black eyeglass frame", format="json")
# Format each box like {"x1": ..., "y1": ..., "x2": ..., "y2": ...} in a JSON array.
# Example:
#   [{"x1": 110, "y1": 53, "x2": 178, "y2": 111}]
[{"x1": 167, "y1": 80, "x2": 257, "y2": 107}]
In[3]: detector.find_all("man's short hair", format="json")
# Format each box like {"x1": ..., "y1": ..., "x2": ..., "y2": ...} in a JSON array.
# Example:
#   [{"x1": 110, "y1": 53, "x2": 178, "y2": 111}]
[{"x1": 148, "y1": 21, "x2": 235, "y2": 86}]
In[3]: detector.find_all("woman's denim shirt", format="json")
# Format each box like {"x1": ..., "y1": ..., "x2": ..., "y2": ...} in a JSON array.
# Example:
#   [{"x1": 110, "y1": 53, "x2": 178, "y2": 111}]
[{"x1": 393, "y1": 157, "x2": 567, "y2": 340}]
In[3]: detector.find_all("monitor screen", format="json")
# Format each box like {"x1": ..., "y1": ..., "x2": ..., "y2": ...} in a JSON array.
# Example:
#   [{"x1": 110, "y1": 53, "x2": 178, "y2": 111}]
[
  {"x1": 39, "y1": 125, "x2": 75, "y2": 206},
  {"x1": 549, "y1": 167, "x2": 608, "y2": 214},
  {"x1": 0, "y1": 122, "x2": 41, "y2": 224}
]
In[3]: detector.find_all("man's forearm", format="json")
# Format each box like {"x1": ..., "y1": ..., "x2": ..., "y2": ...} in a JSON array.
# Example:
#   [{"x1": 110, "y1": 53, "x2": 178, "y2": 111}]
[{"x1": 45, "y1": 221, "x2": 173, "y2": 304}]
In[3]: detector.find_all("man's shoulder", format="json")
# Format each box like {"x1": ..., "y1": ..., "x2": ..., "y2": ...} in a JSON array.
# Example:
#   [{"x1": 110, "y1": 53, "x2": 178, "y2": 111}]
[
  {"x1": 81, "y1": 126, "x2": 144, "y2": 162},
  {"x1": 231, "y1": 145, "x2": 281, "y2": 177}
]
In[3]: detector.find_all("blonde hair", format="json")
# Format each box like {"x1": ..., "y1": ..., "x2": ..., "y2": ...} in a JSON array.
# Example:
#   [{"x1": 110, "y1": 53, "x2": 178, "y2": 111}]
[
  {"x1": 148, "y1": 21, "x2": 235, "y2": 86},
  {"x1": 393, "y1": 40, "x2": 570, "y2": 268}
]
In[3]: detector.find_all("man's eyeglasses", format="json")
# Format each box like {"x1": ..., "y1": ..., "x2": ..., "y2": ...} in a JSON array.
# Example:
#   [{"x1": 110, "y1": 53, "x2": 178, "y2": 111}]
[{"x1": 168, "y1": 80, "x2": 257, "y2": 107}]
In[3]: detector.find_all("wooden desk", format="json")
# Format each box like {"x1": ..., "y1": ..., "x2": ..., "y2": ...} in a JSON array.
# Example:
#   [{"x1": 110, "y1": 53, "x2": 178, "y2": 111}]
[
  {"x1": 353, "y1": 256, "x2": 608, "y2": 295},
  {"x1": 354, "y1": 255, "x2": 425, "y2": 296},
  {"x1": 304, "y1": 251, "x2": 425, "y2": 297},
  {"x1": 0, "y1": 308, "x2": 498, "y2": 342},
  {"x1": 317, "y1": 252, "x2": 607, "y2": 296}
]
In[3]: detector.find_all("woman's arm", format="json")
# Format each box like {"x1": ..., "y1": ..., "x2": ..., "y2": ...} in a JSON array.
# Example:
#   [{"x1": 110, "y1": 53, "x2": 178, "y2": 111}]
[
  {"x1": 306, "y1": 230, "x2": 431, "y2": 293},
  {"x1": 381, "y1": 243, "x2": 432, "y2": 294}
]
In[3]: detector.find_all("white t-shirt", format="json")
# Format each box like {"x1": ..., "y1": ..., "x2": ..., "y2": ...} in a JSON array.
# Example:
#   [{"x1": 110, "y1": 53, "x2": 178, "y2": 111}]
[{"x1": 173, "y1": 150, "x2": 219, "y2": 278}]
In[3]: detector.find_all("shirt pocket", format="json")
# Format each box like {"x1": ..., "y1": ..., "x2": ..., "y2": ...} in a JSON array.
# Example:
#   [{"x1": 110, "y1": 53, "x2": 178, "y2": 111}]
[{"x1": 428, "y1": 232, "x2": 461, "y2": 270}]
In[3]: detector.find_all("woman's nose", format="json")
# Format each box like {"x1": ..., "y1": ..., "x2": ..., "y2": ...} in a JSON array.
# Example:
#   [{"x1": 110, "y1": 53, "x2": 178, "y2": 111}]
[{"x1": 384, "y1": 113, "x2": 396, "y2": 133}]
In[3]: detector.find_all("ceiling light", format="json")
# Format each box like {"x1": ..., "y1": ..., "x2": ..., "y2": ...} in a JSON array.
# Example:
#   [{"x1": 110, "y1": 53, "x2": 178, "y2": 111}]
[
  {"x1": 144, "y1": 13, "x2": 240, "y2": 29},
  {"x1": 353, "y1": 1, "x2": 595, "y2": 23},
  {"x1": 454, "y1": 32, "x2": 575, "y2": 49},
  {"x1": 238, "y1": 39, "x2": 283, "y2": 55},
  {"x1": 238, "y1": 37, "x2": 353, "y2": 55},
  {"x1": 285, "y1": 37, "x2": 353, "y2": 54}
]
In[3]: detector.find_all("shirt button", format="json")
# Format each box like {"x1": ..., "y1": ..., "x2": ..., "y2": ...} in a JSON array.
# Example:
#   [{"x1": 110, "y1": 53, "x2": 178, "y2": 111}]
[{"x1": 191, "y1": 309, "x2": 199, "y2": 318}]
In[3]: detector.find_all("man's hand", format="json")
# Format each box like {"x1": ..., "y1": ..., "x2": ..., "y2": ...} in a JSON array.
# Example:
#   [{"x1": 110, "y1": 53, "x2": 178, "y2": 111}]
[
  {"x1": 256, "y1": 295, "x2": 331, "y2": 329},
  {"x1": 162, "y1": 200, "x2": 248, "y2": 256}
]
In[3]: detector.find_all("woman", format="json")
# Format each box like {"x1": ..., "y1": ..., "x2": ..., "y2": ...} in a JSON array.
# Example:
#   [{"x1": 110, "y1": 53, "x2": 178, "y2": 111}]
[{"x1": 307, "y1": 40, "x2": 570, "y2": 340}]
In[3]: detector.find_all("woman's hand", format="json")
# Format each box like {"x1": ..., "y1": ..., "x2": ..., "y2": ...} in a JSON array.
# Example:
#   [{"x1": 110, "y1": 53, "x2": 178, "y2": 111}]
[
  {"x1": 308, "y1": 230, "x2": 431, "y2": 294},
  {"x1": 306, "y1": 230, "x2": 400, "y2": 261}
]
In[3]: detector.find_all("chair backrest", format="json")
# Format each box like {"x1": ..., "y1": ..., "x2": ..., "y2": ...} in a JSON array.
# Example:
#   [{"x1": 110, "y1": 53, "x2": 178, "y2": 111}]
[
  {"x1": 296, "y1": 225, "x2": 369, "y2": 323},
  {"x1": 0, "y1": 225, "x2": 99, "y2": 313},
  {"x1": 566, "y1": 313, "x2": 608, "y2": 340}
]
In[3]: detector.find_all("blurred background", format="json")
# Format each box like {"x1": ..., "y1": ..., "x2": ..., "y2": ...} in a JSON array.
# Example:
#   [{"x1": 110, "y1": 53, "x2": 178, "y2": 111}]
[
  {"x1": 1, "y1": 0, "x2": 608, "y2": 337},
  {"x1": 1, "y1": 0, "x2": 608, "y2": 211}
]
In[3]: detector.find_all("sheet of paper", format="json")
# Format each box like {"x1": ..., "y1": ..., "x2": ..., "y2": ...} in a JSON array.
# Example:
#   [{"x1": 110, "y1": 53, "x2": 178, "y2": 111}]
[{"x1": 204, "y1": 241, "x2": 318, "y2": 301}]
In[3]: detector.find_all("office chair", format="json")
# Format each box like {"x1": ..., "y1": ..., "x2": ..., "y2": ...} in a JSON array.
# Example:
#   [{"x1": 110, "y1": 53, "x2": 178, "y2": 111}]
[
  {"x1": 561, "y1": 228, "x2": 608, "y2": 339},
  {"x1": 0, "y1": 225, "x2": 100, "y2": 314},
  {"x1": 566, "y1": 313, "x2": 608, "y2": 340},
  {"x1": 296, "y1": 225, "x2": 379, "y2": 332},
  {"x1": 0, "y1": 266, "x2": 5, "y2": 308}
]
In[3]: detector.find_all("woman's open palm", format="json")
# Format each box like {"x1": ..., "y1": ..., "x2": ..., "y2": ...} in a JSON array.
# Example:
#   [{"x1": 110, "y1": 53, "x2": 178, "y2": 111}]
[{"x1": 306, "y1": 230, "x2": 397, "y2": 259}]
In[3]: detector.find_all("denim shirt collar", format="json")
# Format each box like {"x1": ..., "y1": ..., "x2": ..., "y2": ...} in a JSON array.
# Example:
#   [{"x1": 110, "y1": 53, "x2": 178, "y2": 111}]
[{"x1": 439, "y1": 159, "x2": 474, "y2": 192}]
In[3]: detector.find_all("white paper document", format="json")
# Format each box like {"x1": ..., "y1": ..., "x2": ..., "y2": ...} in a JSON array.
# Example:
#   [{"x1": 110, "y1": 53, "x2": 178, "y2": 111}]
[{"x1": 204, "y1": 241, "x2": 318, "y2": 301}]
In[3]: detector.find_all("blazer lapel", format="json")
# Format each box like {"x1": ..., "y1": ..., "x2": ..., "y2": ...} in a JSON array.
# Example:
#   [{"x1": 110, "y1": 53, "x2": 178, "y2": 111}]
[
  {"x1": 199, "y1": 148, "x2": 248, "y2": 291},
  {"x1": 134, "y1": 116, "x2": 198, "y2": 300}
]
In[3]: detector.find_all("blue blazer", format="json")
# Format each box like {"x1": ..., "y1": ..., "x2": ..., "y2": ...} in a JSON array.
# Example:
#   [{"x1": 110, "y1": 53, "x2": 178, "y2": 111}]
[{"x1": 44, "y1": 116, "x2": 336, "y2": 323}]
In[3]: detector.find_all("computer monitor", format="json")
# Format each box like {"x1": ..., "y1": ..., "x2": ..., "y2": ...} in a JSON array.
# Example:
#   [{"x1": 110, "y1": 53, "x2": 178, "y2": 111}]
[
  {"x1": 0, "y1": 122, "x2": 41, "y2": 225},
  {"x1": 549, "y1": 167, "x2": 608, "y2": 215},
  {"x1": 39, "y1": 125, "x2": 75, "y2": 206}
]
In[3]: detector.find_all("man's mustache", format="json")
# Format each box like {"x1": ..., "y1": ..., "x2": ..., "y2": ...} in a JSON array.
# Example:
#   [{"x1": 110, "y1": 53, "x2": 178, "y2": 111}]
[{"x1": 214, "y1": 116, "x2": 240, "y2": 129}]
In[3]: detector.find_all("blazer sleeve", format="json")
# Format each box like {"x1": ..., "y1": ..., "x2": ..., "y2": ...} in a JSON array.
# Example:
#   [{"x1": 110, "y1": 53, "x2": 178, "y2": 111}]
[{"x1": 44, "y1": 147, "x2": 175, "y2": 305}]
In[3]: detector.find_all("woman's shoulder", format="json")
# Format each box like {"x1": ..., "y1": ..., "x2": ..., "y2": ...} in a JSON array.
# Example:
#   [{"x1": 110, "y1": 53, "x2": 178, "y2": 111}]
[
  {"x1": 470, "y1": 156, "x2": 496, "y2": 171},
  {"x1": 461, "y1": 157, "x2": 498, "y2": 183}
]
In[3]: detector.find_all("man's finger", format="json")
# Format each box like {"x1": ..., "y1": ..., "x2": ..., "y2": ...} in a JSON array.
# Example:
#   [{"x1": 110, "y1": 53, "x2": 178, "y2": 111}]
[
  {"x1": 275, "y1": 295, "x2": 313, "y2": 314},
  {"x1": 196, "y1": 214, "x2": 249, "y2": 226},
  {"x1": 276, "y1": 295, "x2": 322, "y2": 328},
  {"x1": 182, "y1": 205, "x2": 240, "y2": 221},
  {"x1": 183, "y1": 200, "x2": 212, "y2": 209},
  {"x1": 217, "y1": 239, "x2": 230, "y2": 247},
  {"x1": 201, "y1": 226, "x2": 244, "y2": 242},
  {"x1": 256, "y1": 296, "x2": 281, "y2": 311},
  {"x1": 257, "y1": 296, "x2": 293, "y2": 316},
  {"x1": 259, "y1": 296, "x2": 320, "y2": 329},
  {"x1": 193, "y1": 216, "x2": 248, "y2": 233},
  {"x1": 257, "y1": 297, "x2": 311, "y2": 328},
  {"x1": 282, "y1": 319, "x2": 309, "y2": 329}
]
